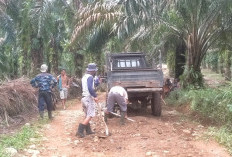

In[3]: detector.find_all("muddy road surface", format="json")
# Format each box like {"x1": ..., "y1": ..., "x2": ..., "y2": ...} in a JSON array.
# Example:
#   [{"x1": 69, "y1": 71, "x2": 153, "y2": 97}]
[{"x1": 21, "y1": 93, "x2": 230, "y2": 157}]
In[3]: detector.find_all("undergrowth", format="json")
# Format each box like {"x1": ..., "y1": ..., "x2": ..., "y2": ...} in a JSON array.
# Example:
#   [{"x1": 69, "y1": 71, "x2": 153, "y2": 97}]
[
  {"x1": 207, "y1": 127, "x2": 232, "y2": 154},
  {"x1": 166, "y1": 85, "x2": 232, "y2": 153},
  {"x1": 0, "y1": 120, "x2": 47, "y2": 156},
  {"x1": 166, "y1": 86, "x2": 232, "y2": 125}
]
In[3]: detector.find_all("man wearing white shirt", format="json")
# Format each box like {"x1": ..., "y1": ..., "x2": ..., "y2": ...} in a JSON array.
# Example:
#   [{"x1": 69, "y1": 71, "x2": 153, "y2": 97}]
[
  {"x1": 76, "y1": 63, "x2": 99, "y2": 138},
  {"x1": 105, "y1": 85, "x2": 128, "y2": 125}
]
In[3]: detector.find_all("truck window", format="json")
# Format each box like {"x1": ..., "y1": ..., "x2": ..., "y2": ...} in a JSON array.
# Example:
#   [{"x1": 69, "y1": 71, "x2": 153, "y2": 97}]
[{"x1": 116, "y1": 59, "x2": 141, "y2": 68}]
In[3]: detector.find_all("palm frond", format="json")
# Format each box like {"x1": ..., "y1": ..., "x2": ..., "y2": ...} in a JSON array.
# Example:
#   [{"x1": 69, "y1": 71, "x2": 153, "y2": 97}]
[
  {"x1": 29, "y1": 0, "x2": 53, "y2": 38},
  {"x1": 114, "y1": 0, "x2": 170, "y2": 41},
  {"x1": 0, "y1": 10, "x2": 16, "y2": 46},
  {"x1": 70, "y1": 0, "x2": 121, "y2": 45},
  {"x1": 87, "y1": 24, "x2": 111, "y2": 52}
]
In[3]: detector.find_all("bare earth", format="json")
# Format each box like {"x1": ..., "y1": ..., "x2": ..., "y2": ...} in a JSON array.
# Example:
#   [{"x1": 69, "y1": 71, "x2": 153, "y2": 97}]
[{"x1": 22, "y1": 93, "x2": 230, "y2": 157}]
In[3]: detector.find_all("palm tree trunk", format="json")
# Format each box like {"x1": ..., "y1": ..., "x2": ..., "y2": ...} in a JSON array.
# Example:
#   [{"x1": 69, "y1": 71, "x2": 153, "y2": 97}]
[
  {"x1": 175, "y1": 39, "x2": 186, "y2": 79},
  {"x1": 50, "y1": 36, "x2": 59, "y2": 74},
  {"x1": 95, "y1": 52, "x2": 102, "y2": 75},
  {"x1": 51, "y1": 47, "x2": 59, "y2": 74},
  {"x1": 225, "y1": 50, "x2": 231, "y2": 81},
  {"x1": 31, "y1": 36, "x2": 43, "y2": 74},
  {"x1": 183, "y1": 34, "x2": 204, "y2": 87},
  {"x1": 22, "y1": 37, "x2": 30, "y2": 76},
  {"x1": 73, "y1": 52, "x2": 84, "y2": 78},
  {"x1": 22, "y1": 50, "x2": 28, "y2": 75},
  {"x1": 10, "y1": 49, "x2": 19, "y2": 79},
  {"x1": 219, "y1": 55, "x2": 225, "y2": 75}
]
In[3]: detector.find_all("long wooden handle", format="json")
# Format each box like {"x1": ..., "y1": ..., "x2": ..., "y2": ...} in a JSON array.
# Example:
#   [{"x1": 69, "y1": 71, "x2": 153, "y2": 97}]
[
  {"x1": 97, "y1": 103, "x2": 109, "y2": 136},
  {"x1": 109, "y1": 112, "x2": 136, "y2": 122}
]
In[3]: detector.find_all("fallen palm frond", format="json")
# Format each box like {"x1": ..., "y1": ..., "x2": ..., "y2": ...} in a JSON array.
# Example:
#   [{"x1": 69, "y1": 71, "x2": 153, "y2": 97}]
[{"x1": 0, "y1": 77, "x2": 37, "y2": 126}]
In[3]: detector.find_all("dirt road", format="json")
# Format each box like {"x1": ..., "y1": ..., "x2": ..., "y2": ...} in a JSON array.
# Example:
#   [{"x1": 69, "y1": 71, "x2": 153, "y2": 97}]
[{"x1": 22, "y1": 93, "x2": 230, "y2": 157}]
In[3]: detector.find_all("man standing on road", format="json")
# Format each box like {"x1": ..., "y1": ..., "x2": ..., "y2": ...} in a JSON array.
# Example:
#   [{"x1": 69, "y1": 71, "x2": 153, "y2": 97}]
[
  {"x1": 30, "y1": 64, "x2": 57, "y2": 120},
  {"x1": 57, "y1": 68, "x2": 70, "y2": 110},
  {"x1": 105, "y1": 85, "x2": 128, "y2": 125},
  {"x1": 76, "y1": 63, "x2": 98, "y2": 138}
]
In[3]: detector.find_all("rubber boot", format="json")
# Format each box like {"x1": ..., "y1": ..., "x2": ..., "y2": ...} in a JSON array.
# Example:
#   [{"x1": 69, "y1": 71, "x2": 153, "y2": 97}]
[
  {"x1": 39, "y1": 111, "x2": 44, "y2": 119},
  {"x1": 48, "y1": 111, "x2": 53, "y2": 120},
  {"x1": 76, "y1": 123, "x2": 86, "y2": 138},
  {"x1": 86, "y1": 123, "x2": 95, "y2": 135},
  {"x1": 120, "y1": 111, "x2": 126, "y2": 125}
]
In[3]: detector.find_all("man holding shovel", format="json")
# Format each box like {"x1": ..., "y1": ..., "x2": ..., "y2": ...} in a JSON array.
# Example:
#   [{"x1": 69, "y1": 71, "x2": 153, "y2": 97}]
[
  {"x1": 76, "y1": 63, "x2": 99, "y2": 138},
  {"x1": 105, "y1": 85, "x2": 128, "y2": 125}
]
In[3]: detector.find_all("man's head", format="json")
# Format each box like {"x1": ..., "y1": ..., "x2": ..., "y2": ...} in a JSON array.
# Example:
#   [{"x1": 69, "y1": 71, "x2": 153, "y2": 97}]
[
  {"x1": 40, "y1": 64, "x2": 48, "y2": 73},
  {"x1": 86, "y1": 63, "x2": 98, "y2": 75},
  {"x1": 61, "y1": 68, "x2": 66, "y2": 76}
]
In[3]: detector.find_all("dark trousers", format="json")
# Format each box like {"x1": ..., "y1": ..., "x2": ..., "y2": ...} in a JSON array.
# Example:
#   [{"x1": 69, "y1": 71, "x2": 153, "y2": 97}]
[
  {"x1": 38, "y1": 91, "x2": 53, "y2": 112},
  {"x1": 107, "y1": 92, "x2": 127, "y2": 112}
]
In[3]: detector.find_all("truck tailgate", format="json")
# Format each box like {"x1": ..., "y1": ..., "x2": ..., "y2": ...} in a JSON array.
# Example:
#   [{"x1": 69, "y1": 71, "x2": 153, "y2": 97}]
[{"x1": 107, "y1": 69, "x2": 163, "y2": 88}]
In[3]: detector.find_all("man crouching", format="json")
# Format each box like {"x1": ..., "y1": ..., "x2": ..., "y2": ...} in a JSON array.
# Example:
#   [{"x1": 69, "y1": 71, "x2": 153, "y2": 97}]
[{"x1": 105, "y1": 85, "x2": 128, "y2": 125}]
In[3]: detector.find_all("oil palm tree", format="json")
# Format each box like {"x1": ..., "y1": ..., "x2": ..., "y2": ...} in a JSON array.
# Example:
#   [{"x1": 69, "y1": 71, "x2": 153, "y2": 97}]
[
  {"x1": 162, "y1": 0, "x2": 232, "y2": 87},
  {"x1": 0, "y1": 0, "x2": 21, "y2": 77},
  {"x1": 117, "y1": 0, "x2": 232, "y2": 87},
  {"x1": 29, "y1": 0, "x2": 74, "y2": 74},
  {"x1": 70, "y1": 0, "x2": 122, "y2": 76}
]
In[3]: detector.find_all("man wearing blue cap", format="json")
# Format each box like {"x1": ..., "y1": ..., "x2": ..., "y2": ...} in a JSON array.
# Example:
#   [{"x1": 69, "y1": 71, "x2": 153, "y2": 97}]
[{"x1": 76, "y1": 63, "x2": 99, "y2": 138}]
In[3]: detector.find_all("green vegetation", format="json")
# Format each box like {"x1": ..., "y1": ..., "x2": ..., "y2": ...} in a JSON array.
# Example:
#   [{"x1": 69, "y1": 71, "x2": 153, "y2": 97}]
[
  {"x1": 166, "y1": 81, "x2": 232, "y2": 153},
  {"x1": 207, "y1": 127, "x2": 232, "y2": 154},
  {"x1": 201, "y1": 69, "x2": 225, "y2": 82},
  {"x1": 0, "y1": 121, "x2": 46, "y2": 156},
  {"x1": 165, "y1": 67, "x2": 232, "y2": 153},
  {"x1": 1, "y1": 126, "x2": 36, "y2": 149},
  {"x1": 172, "y1": 87, "x2": 232, "y2": 124}
]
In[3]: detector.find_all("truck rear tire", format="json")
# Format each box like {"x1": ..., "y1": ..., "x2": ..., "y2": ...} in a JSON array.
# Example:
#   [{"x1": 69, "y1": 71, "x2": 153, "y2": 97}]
[{"x1": 151, "y1": 92, "x2": 161, "y2": 116}]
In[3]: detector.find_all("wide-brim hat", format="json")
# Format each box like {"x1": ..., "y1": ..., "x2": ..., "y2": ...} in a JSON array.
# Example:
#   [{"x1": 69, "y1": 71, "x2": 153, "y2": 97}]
[
  {"x1": 40, "y1": 64, "x2": 48, "y2": 72},
  {"x1": 86, "y1": 63, "x2": 98, "y2": 72}
]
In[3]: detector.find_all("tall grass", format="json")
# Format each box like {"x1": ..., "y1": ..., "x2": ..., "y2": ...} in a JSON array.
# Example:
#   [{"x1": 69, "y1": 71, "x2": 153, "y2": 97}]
[
  {"x1": 0, "y1": 124, "x2": 41, "y2": 156},
  {"x1": 166, "y1": 86, "x2": 232, "y2": 126},
  {"x1": 166, "y1": 86, "x2": 232, "y2": 153},
  {"x1": 207, "y1": 127, "x2": 232, "y2": 154}
]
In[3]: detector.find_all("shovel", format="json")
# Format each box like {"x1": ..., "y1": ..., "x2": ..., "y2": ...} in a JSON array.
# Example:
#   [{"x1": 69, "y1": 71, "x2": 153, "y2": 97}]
[
  {"x1": 109, "y1": 111, "x2": 136, "y2": 122},
  {"x1": 97, "y1": 102, "x2": 109, "y2": 136}
]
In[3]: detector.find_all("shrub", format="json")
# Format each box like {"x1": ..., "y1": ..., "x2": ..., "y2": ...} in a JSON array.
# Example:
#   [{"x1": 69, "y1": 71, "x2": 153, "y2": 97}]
[{"x1": 166, "y1": 86, "x2": 232, "y2": 125}]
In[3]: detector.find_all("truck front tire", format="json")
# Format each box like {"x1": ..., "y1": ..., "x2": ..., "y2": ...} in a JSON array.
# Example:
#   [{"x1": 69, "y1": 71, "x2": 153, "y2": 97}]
[{"x1": 151, "y1": 92, "x2": 161, "y2": 116}]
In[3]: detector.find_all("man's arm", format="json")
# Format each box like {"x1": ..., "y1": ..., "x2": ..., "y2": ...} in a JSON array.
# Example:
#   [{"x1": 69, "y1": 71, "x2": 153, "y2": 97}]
[
  {"x1": 123, "y1": 88, "x2": 129, "y2": 104},
  {"x1": 57, "y1": 75, "x2": 60, "y2": 81},
  {"x1": 30, "y1": 78, "x2": 38, "y2": 88},
  {"x1": 87, "y1": 76, "x2": 97, "y2": 98},
  {"x1": 67, "y1": 76, "x2": 71, "y2": 88}
]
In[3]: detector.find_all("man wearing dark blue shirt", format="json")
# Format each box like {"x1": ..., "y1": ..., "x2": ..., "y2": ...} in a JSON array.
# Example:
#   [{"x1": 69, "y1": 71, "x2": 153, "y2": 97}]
[{"x1": 30, "y1": 64, "x2": 57, "y2": 119}]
